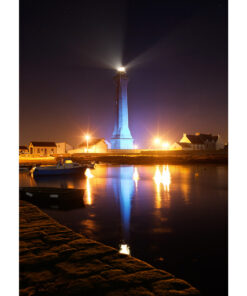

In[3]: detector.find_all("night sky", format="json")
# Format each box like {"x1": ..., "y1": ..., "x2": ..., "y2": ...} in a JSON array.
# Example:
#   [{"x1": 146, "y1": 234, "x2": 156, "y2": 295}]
[{"x1": 20, "y1": 0, "x2": 228, "y2": 147}]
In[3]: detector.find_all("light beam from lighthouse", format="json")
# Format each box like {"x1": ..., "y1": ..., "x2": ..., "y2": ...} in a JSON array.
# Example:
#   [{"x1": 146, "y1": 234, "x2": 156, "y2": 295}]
[{"x1": 110, "y1": 67, "x2": 134, "y2": 149}]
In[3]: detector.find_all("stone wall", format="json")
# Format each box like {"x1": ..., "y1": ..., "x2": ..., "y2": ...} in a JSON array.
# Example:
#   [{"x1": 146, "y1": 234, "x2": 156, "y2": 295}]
[{"x1": 20, "y1": 201, "x2": 200, "y2": 296}]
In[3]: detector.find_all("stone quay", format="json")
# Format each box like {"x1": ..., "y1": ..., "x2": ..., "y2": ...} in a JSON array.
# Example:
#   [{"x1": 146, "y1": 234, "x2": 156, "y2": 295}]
[{"x1": 20, "y1": 200, "x2": 200, "y2": 296}]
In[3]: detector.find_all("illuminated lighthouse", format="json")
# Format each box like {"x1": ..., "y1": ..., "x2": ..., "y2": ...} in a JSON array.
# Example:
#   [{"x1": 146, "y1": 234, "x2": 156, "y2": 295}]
[{"x1": 110, "y1": 67, "x2": 134, "y2": 149}]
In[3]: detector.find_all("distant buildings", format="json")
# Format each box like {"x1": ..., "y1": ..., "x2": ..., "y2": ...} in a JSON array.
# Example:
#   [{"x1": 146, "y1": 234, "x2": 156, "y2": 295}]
[
  {"x1": 171, "y1": 133, "x2": 225, "y2": 151},
  {"x1": 78, "y1": 138, "x2": 109, "y2": 153},
  {"x1": 29, "y1": 141, "x2": 57, "y2": 156},
  {"x1": 20, "y1": 138, "x2": 109, "y2": 157},
  {"x1": 68, "y1": 138, "x2": 109, "y2": 154},
  {"x1": 56, "y1": 142, "x2": 73, "y2": 154},
  {"x1": 19, "y1": 146, "x2": 28, "y2": 154}
]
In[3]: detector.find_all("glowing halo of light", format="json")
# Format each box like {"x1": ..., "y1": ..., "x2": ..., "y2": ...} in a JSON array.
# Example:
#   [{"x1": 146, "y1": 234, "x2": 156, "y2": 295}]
[
  {"x1": 154, "y1": 137, "x2": 161, "y2": 145},
  {"x1": 117, "y1": 66, "x2": 126, "y2": 72},
  {"x1": 119, "y1": 243, "x2": 131, "y2": 255},
  {"x1": 85, "y1": 168, "x2": 94, "y2": 178},
  {"x1": 162, "y1": 142, "x2": 170, "y2": 150}
]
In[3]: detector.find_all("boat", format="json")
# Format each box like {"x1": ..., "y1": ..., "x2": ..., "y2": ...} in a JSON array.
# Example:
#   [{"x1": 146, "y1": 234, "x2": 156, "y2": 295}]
[
  {"x1": 19, "y1": 187, "x2": 84, "y2": 210},
  {"x1": 30, "y1": 158, "x2": 87, "y2": 177},
  {"x1": 87, "y1": 161, "x2": 96, "y2": 169}
]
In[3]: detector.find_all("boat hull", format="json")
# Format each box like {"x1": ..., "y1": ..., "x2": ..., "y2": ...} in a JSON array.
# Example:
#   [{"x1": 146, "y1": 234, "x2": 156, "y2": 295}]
[{"x1": 32, "y1": 166, "x2": 86, "y2": 177}]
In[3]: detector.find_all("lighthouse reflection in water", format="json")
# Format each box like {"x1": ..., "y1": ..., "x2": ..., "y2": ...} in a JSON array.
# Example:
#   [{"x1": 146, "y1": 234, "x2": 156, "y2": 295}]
[
  {"x1": 112, "y1": 165, "x2": 170, "y2": 255},
  {"x1": 112, "y1": 166, "x2": 136, "y2": 255}
]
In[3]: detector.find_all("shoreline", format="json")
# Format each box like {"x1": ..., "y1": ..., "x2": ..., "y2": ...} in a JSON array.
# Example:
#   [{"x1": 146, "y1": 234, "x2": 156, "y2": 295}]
[
  {"x1": 20, "y1": 200, "x2": 200, "y2": 295},
  {"x1": 19, "y1": 151, "x2": 228, "y2": 166}
]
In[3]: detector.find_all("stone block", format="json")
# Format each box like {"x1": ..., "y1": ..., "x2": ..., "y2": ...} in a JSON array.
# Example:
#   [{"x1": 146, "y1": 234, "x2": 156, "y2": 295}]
[{"x1": 152, "y1": 279, "x2": 200, "y2": 295}]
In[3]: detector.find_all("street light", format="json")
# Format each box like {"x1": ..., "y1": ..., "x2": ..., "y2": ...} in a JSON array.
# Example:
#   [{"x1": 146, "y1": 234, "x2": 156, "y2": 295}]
[
  {"x1": 154, "y1": 137, "x2": 161, "y2": 145},
  {"x1": 162, "y1": 142, "x2": 170, "y2": 150},
  {"x1": 85, "y1": 134, "x2": 90, "y2": 153}
]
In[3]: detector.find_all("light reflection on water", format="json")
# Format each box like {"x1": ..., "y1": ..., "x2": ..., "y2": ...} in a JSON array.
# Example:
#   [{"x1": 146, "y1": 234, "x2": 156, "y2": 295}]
[
  {"x1": 19, "y1": 164, "x2": 227, "y2": 294},
  {"x1": 85, "y1": 168, "x2": 94, "y2": 205},
  {"x1": 133, "y1": 167, "x2": 139, "y2": 191},
  {"x1": 111, "y1": 166, "x2": 135, "y2": 255},
  {"x1": 153, "y1": 165, "x2": 171, "y2": 209}
]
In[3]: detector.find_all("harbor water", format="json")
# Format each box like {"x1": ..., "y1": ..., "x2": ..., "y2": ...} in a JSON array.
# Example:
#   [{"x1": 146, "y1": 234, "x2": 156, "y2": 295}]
[{"x1": 19, "y1": 164, "x2": 227, "y2": 296}]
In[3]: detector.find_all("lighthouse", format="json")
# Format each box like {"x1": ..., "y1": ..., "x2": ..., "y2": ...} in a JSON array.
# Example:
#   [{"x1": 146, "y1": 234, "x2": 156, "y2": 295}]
[{"x1": 110, "y1": 67, "x2": 134, "y2": 149}]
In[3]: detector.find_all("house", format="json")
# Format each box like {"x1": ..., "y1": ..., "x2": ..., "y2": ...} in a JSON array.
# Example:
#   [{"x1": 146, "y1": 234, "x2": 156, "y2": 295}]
[
  {"x1": 170, "y1": 142, "x2": 192, "y2": 151},
  {"x1": 19, "y1": 145, "x2": 29, "y2": 154},
  {"x1": 78, "y1": 138, "x2": 109, "y2": 153},
  {"x1": 177, "y1": 133, "x2": 225, "y2": 150},
  {"x1": 29, "y1": 141, "x2": 57, "y2": 156},
  {"x1": 56, "y1": 142, "x2": 73, "y2": 154},
  {"x1": 68, "y1": 138, "x2": 109, "y2": 154}
]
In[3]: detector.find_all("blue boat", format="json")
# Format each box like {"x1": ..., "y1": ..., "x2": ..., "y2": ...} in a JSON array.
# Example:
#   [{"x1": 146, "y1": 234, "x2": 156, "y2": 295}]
[{"x1": 30, "y1": 159, "x2": 87, "y2": 177}]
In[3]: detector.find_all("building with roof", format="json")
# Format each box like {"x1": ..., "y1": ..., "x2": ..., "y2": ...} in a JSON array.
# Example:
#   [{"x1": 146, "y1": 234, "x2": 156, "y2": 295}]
[
  {"x1": 29, "y1": 141, "x2": 57, "y2": 156},
  {"x1": 56, "y1": 142, "x2": 73, "y2": 154},
  {"x1": 173, "y1": 133, "x2": 225, "y2": 150},
  {"x1": 170, "y1": 142, "x2": 192, "y2": 151},
  {"x1": 68, "y1": 138, "x2": 109, "y2": 154},
  {"x1": 19, "y1": 145, "x2": 29, "y2": 154}
]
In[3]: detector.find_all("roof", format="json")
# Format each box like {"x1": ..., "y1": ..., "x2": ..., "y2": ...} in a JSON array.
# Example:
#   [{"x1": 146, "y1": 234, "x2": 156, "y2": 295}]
[
  {"x1": 176, "y1": 142, "x2": 191, "y2": 148},
  {"x1": 197, "y1": 134, "x2": 218, "y2": 142},
  {"x1": 30, "y1": 141, "x2": 57, "y2": 147},
  {"x1": 186, "y1": 135, "x2": 204, "y2": 144},
  {"x1": 19, "y1": 145, "x2": 28, "y2": 150},
  {"x1": 185, "y1": 134, "x2": 218, "y2": 144},
  {"x1": 79, "y1": 138, "x2": 104, "y2": 147}
]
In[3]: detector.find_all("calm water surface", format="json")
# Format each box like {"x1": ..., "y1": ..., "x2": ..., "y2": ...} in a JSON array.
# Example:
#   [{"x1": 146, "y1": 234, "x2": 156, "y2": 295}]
[{"x1": 20, "y1": 164, "x2": 227, "y2": 296}]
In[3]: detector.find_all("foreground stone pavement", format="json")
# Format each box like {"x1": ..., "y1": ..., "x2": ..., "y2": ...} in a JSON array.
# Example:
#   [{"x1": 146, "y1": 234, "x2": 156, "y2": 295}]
[{"x1": 20, "y1": 201, "x2": 200, "y2": 296}]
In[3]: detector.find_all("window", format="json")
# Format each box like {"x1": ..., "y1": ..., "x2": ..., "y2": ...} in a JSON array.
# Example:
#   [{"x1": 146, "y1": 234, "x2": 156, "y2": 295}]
[{"x1": 37, "y1": 148, "x2": 40, "y2": 153}]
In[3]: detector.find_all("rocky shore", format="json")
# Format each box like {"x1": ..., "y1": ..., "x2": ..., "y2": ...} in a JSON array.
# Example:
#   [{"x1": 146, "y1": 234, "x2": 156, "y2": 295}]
[{"x1": 20, "y1": 201, "x2": 200, "y2": 296}]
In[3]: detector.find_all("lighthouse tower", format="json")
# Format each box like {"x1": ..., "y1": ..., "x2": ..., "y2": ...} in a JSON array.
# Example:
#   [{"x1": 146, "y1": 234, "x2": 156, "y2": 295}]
[{"x1": 110, "y1": 67, "x2": 134, "y2": 149}]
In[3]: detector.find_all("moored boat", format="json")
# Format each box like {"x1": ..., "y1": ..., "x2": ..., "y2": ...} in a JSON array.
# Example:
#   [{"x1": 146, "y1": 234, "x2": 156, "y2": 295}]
[{"x1": 30, "y1": 158, "x2": 87, "y2": 177}]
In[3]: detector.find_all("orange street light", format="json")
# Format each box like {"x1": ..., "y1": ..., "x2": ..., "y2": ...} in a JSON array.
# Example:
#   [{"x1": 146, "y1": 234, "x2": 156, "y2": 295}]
[
  {"x1": 154, "y1": 137, "x2": 161, "y2": 145},
  {"x1": 85, "y1": 134, "x2": 91, "y2": 152}
]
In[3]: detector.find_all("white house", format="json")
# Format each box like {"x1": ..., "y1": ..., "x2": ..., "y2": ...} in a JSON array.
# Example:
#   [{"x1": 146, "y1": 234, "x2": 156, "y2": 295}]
[
  {"x1": 56, "y1": 142, "x2": 73, "y2": 154},
  {"x1": 68, "y1": 138, "x2": 109, "y2": 154},
  {"x1": 170, "y1": 142, "x2": 192, "y2": 151},
  {"x1": 172, "y1": 133, "x2": 225, "y2": 151}
]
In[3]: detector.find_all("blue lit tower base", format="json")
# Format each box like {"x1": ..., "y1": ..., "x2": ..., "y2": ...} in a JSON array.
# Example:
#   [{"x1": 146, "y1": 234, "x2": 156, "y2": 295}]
[{"x1": 110, "y1": 69, "x2": 134, "y2": 149}]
